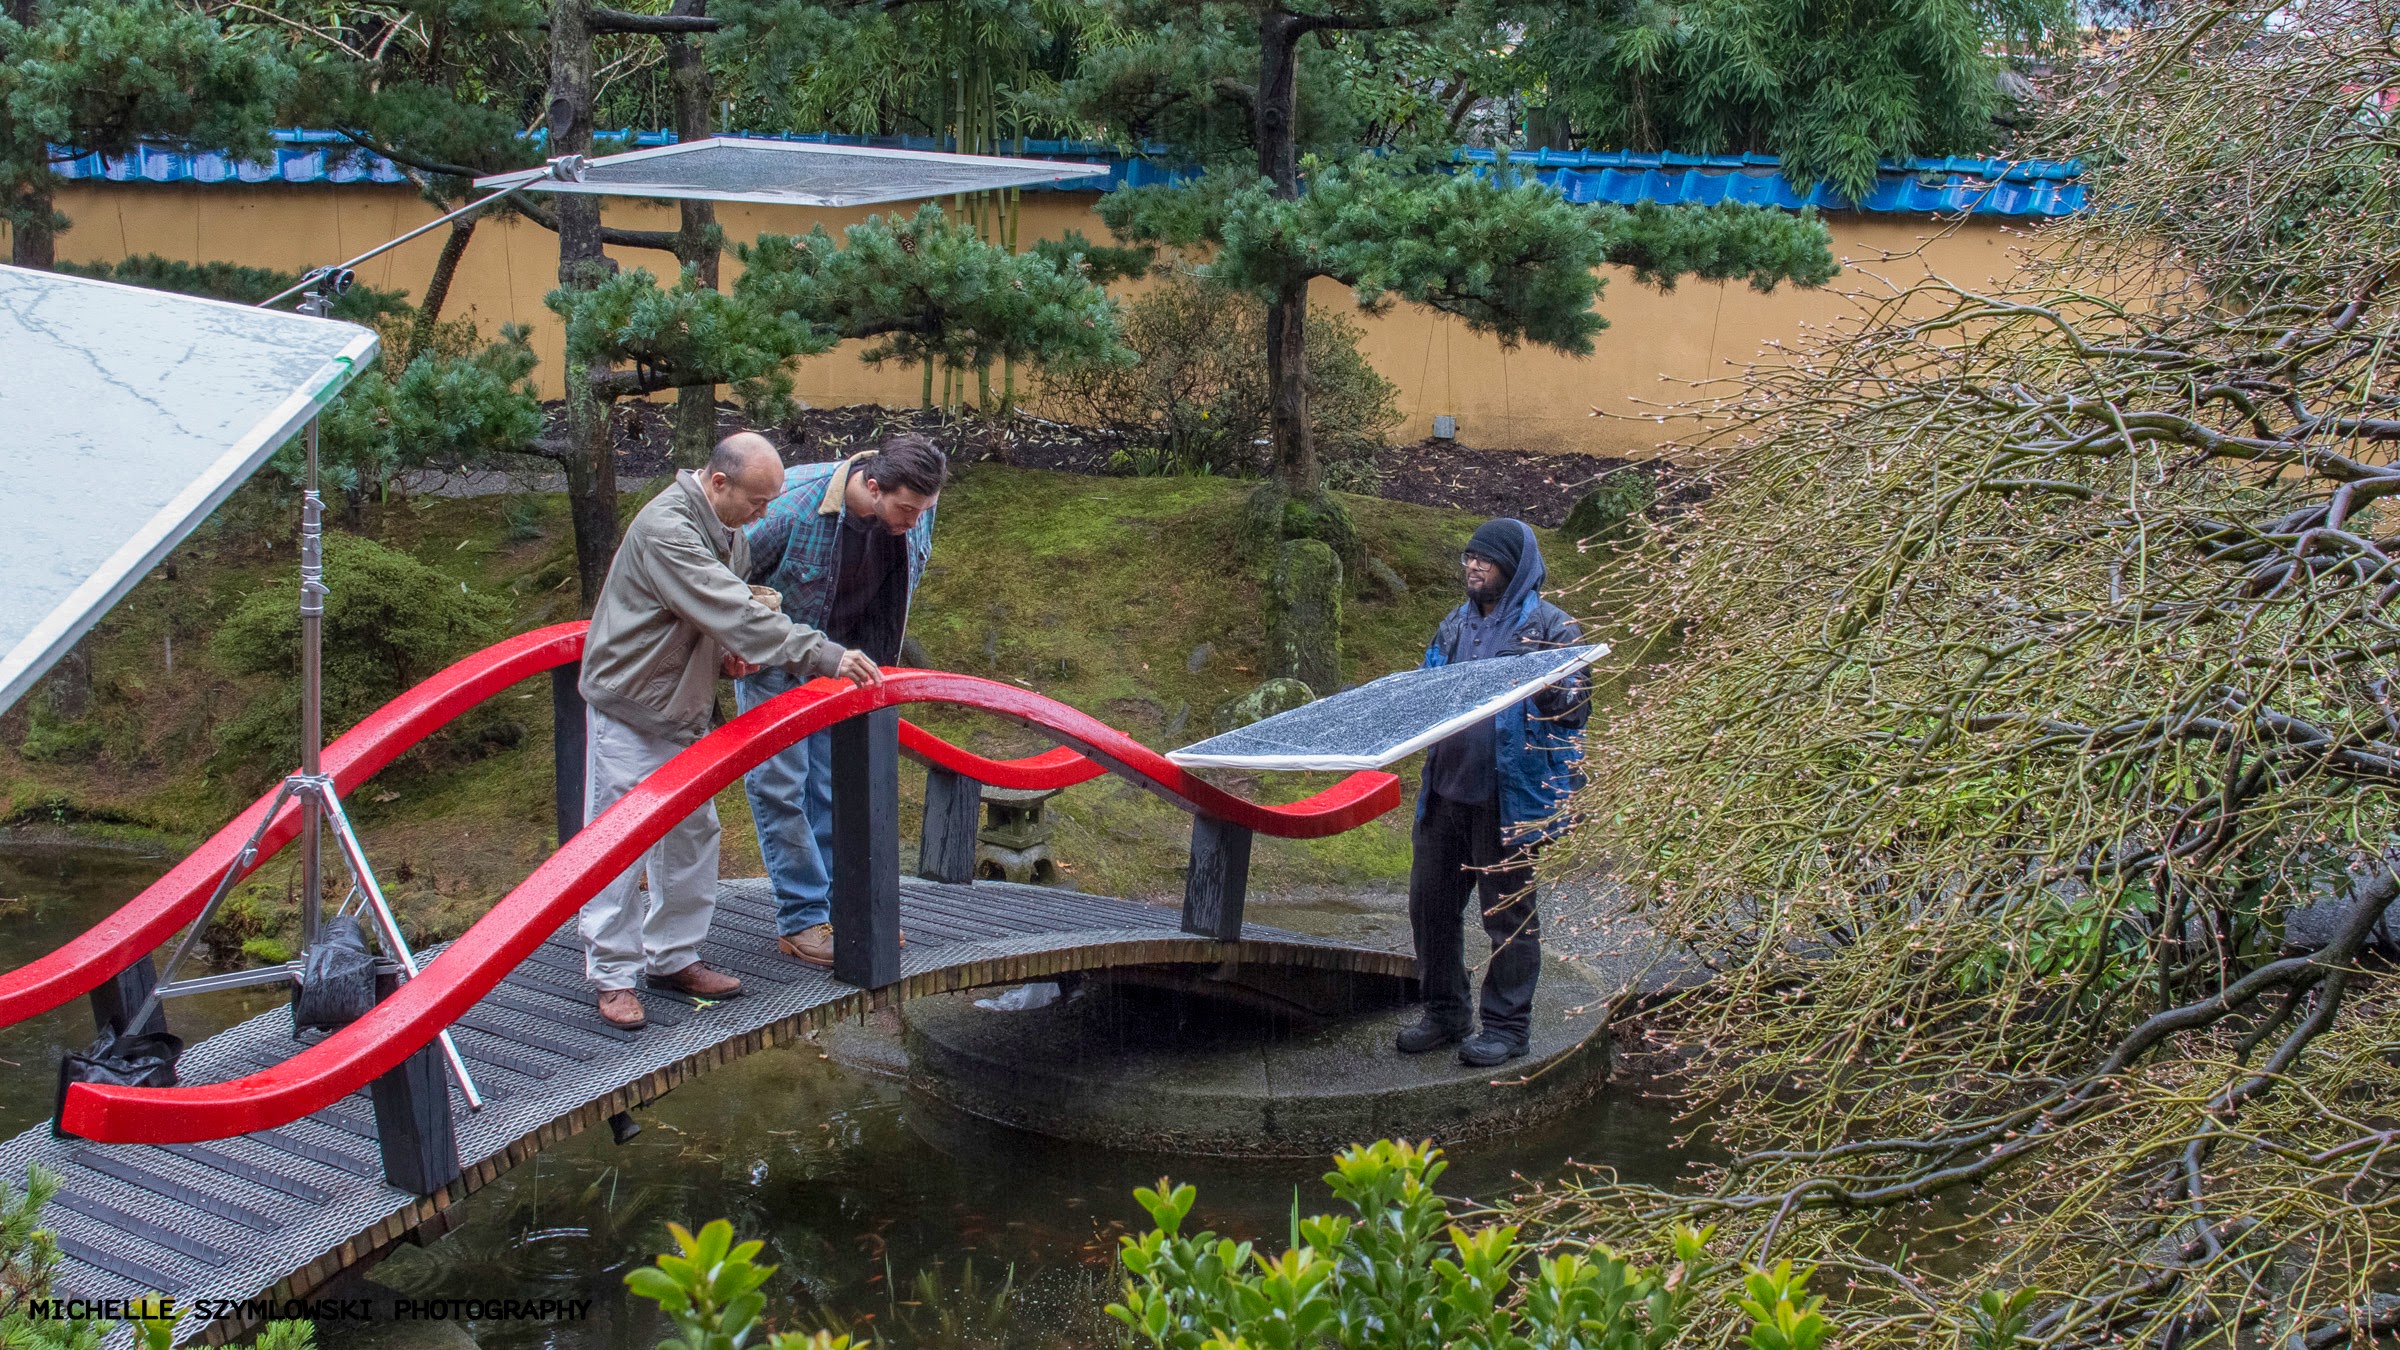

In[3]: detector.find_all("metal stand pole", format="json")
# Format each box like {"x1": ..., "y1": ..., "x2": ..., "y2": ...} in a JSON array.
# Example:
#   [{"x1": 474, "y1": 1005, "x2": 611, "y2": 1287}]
[
  {"x1": 299, "y1": 419, "x2": 325, "y2": 954},
  {"x1": 127, "y1": 351, "x2": 481, "y2": 1109}
]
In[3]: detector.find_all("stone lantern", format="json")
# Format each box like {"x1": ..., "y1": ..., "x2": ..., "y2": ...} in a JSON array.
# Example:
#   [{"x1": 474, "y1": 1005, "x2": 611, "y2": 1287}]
[{"x1": 975, "y1": 785, "x2": 1063, "y2": 884}]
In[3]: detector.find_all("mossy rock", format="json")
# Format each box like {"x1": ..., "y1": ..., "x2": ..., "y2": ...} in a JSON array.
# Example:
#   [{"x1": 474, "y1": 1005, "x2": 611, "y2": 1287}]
[
  {"x1": 1240, "y1": 482, "x2": 1363, "y2": 569},
  {"x1": 1214, "y1": 678, "x2": 1318, "y2": 734},
  {"x1": 1563, "y1": 471, "x2": 1658, "y2": 543},
  {"x1": 1266, "y1": 539, "x2": 1344, "y2": 695}
]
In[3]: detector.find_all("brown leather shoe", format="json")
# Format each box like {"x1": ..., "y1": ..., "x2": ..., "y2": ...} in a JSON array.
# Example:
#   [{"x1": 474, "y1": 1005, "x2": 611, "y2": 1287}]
[
  {"x1": 777, "y1": 923, "x2": 909, "y2": 970},
  {"x1": 596, "y1": 989, "x2": 647, "y2": 1029},
  {"x1": 652, "y1": 962, "x2": 742, "y2": 998},
  {"x1": 777, "y1": 923, "x2": 835, "y2": 969}
]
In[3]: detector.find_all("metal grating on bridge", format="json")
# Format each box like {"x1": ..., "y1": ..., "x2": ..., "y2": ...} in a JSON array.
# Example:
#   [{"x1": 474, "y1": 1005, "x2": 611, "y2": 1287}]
[{"x1": 0, "y1": 878, "x2": 1408, "y2": 1342}]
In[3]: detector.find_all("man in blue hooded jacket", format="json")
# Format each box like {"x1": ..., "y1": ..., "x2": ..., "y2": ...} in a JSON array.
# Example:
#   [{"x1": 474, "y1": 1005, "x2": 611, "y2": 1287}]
[
  {"x1": 736, "y1": 433, "x2": 947, "y2": 968},
  {"x1": 1398, "y1": 517, "x2": 1589, "y2": 1066}
]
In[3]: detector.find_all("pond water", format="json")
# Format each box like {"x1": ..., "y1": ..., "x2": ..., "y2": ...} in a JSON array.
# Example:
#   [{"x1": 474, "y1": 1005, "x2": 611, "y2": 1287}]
[{"x1": 0, "y1": 839, "x2": 1698, "y2": 1350}]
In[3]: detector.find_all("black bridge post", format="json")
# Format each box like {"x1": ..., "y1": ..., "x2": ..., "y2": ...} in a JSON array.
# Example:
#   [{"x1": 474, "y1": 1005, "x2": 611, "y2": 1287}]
[
  {"x1": 552, "y1": 662, "x2": 588, "y2": 847},
  {"x1": 831, "y1": 708, "x2": 903, "y2": 988},
  {"x1": 88, "y1": 956, "x2": 167, "y2": 1040},
  {"x1": 367, "y1": 968, "x2": 460, "y2": 1195},
  {"x1": 918, "y1": 767, "x2": 982, "y2": 884},
  {"x1": 1182, "y1": 816, "x2": 1253, "y2": 941}
]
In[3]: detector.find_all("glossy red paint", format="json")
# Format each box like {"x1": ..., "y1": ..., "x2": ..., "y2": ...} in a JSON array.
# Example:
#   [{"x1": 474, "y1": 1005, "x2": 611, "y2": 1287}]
[
  {"x1": 895, "y1": 716, "x2": 1102, "y2": 791},
  {"x1": 0, "y1": 623, "x2": 590, "y2": 1031},
  {"x1": 55, "y1": 668, "x2": 1399, "y2": 1142}
]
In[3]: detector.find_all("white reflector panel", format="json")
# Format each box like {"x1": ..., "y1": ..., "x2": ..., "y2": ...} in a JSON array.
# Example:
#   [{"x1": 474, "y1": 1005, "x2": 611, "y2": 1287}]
[
  {"x1": 476, "y1": 137, "x2": 1108, "y2": 208},
  {"x1": 0, "y1": 265, "x2": 379, "y2": 713},
  {"x1": 1167, "y1": 644, "x2": 1608, "y2": 772}
]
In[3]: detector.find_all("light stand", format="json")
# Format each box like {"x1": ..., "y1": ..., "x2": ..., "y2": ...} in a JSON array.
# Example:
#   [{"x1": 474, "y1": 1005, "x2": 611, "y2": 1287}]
[{"x1": 123, "y1": 275, "x2": 482, "y2": 1111}]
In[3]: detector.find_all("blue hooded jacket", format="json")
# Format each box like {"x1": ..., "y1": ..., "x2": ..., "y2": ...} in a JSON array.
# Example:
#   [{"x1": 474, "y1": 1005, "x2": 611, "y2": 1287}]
[{"x1": 1418, "y1": 520, "x2": 1589, "y2": 844}]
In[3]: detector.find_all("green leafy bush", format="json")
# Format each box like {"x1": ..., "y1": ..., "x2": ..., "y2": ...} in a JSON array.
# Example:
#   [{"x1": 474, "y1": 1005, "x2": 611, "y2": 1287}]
[
  {"x1": 1561, "y1": 471, "x2": 1658, "y2": 544},
  {"x1": 1041, "y1": 272, "x2": 1399, "y2": 489},
  {"x1": 209, "y1": 533, "x2": 507, "y2": 774},
  {"x1": 297, "y1": 324, "x2": 544, "y2": 501},
  {"x1": 624, "y1": 1219, "x2": 849, "y2": 1350},
  {"x1": 1110, "y1": 1140, "x2": 1826, "y2": 1350}
]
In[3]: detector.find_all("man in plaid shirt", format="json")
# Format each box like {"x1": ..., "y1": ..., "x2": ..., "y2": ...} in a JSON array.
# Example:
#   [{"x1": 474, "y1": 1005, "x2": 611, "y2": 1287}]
[{"x1": 737, "y1": 433, "x2": 946, "y2": 967}]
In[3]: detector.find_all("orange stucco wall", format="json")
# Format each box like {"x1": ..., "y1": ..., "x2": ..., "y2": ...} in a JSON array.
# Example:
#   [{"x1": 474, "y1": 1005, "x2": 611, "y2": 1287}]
[{"x1": 19, "y1": 182, "x2": 2042, "y2": 456}]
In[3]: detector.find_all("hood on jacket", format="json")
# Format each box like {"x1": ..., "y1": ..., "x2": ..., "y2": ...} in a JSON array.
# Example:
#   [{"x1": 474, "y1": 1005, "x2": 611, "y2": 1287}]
[{"x1": 1483, "y1": 518, "x2": 1546, "y2": 619}]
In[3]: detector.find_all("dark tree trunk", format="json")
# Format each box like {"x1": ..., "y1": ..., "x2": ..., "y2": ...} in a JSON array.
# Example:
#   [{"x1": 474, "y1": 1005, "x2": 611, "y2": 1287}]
[
  {"x1": 668, "y1": 0, "x2": 721, "y2": 470},
  {"x1": 1255, "y1": 11, "x2": 1317, "y2": 498},
  {"x1": 550, "y1": 0, "x2": 620, "y2": 612},
  {"x1": 4, "y1": 0, "x2": 53, "y2": 269},
  {"x1": 407, "y1": 215, "x2": 477, "y2": 361},
  {"x1": 7, "y1": 173, "x2": 56, "y2": 270}
]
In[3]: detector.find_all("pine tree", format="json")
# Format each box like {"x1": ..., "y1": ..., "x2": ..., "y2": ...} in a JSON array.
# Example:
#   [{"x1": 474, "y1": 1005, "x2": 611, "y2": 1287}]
[
  {"x1": 1057, "y1": 0, "x2": 1840, "y2": 519},
  {"x1": 0, "y1": 0, "x2": 292, "y2": 268}
]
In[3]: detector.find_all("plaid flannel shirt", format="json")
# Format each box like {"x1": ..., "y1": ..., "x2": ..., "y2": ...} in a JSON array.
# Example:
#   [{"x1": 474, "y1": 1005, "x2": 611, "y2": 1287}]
[{"x1": 740, "y1": 452, "x2": 936, "y2": 640}]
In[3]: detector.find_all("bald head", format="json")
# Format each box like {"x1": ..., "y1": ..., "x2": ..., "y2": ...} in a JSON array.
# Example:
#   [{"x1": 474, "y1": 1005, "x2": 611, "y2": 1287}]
[{"x1": 701, "y1": 432, "x2": 785, "y2": 528}]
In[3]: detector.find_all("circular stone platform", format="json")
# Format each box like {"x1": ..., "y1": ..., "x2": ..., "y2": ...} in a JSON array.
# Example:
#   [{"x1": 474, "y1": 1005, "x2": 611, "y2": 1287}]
[{"x1": 898, "y1": 958, "x2": 1610, "y2": 1157}]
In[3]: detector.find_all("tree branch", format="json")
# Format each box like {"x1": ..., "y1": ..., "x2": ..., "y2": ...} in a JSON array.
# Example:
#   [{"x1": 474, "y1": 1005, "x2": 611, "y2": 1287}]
[{"x1": 588, "y1": 7, "x2": 722, "y2": 33}]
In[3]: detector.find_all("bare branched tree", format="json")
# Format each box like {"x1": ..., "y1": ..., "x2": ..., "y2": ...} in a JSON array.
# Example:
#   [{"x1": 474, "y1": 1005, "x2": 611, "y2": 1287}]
[{"x1": 1514, "y1": 3, "x2": 2400, "y2": 1345}]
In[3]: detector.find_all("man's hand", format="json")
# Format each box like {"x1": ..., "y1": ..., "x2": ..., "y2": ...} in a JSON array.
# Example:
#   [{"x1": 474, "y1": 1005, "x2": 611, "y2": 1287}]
[
  {"x1": 835, "y1": 648, "x2": 884, "y2": 689},
  {"x1": 722, "y1": 652, "x2": 762, "y2": 679}
]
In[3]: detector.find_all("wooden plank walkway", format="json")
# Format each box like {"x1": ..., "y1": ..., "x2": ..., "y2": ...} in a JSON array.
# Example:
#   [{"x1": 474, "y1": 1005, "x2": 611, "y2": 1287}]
[{"x1": 0, "y1": 878, "x2": 1409, "y2": 1342}]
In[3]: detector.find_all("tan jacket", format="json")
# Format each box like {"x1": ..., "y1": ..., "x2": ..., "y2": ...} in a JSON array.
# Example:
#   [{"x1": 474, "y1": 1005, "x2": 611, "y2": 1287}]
[{"x1": 579, "y1": 470, "x2": 845, "y2": 740}]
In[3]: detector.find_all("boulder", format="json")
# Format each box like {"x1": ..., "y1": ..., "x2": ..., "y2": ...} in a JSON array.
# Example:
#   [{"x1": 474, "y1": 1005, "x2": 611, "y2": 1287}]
[{"x1": 1214, "y1": 678, "x2": 1317, "y2": 734}]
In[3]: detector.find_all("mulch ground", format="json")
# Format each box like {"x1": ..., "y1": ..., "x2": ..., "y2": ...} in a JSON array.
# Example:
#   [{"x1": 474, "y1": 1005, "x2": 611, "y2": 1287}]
[{"x1": 559, "y1": 399, "x2": 1669, "y2": 529}]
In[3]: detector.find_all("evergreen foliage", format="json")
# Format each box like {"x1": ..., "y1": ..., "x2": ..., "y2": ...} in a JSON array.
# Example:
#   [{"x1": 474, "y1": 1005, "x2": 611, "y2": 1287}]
[
  {"x1": 549, "y1": 263, "x2": 825, "y2": 417},
  {"x1": 307, "y1": 326, "x2": 547, "y2": 496},
  {"x1": 1513, "y1": 0, "x2": 2067, "y2": 200},
  {"x1": 0, "y1": 0, "x2": 293, "y2": 266},
  {"x1": 736, "y1": 204, "x2": 1131, "y2": 373},
  {"x1": 1058, "y1": 0, "x2": 1839, "y2": 513},
  {"x1": 211, "y1": 533, "x2": 508, "y2": 769}
]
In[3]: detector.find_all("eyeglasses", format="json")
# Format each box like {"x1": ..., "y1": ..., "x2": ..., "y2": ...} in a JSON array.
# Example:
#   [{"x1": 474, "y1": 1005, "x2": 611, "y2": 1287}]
[{"x1": 1459, "y1": 552, "x2": 1498, "y2": 569}]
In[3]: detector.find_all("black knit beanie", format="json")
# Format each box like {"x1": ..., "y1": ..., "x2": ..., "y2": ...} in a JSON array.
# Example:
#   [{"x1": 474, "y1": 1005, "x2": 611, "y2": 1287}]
[{"x1": 1464, "y1": 518, "x2": 1526, "y2": 578}]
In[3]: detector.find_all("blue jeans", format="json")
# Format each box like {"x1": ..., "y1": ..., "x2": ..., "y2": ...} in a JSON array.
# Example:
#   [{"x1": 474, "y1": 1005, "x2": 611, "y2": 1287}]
[{"x1": 735, "y1": 668, "x2": 835, "y2": 936}]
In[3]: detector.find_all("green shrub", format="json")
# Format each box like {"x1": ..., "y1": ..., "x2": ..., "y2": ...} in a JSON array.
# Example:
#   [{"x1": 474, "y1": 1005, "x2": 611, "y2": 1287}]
[
  {"x1": 1043, "y1": 272, "x2": 1399, "y2": 488},
  {"x1": 625, "y1": 1219, "x2": 849, "y2": 1350},
  {"x1": 210, "y1": 533, "x2": 508, "y2": 774},
  {"x1": 1562, "y1": 470, "x2": 1658, "y2": 544},
  {"x1": 1109, "y1": 1140, "x2": 1829, "y2": 1350}
]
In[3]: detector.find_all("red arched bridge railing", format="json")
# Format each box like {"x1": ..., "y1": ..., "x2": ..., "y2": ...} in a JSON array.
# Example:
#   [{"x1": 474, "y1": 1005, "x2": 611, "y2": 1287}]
[{"x1": 18, "y1": 629, "x2": 1397, "y2": 1147}]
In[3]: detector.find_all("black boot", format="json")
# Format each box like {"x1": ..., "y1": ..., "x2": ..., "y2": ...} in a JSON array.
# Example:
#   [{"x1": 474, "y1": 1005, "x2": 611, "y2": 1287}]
[
  {"x1": 1395, "y1": 1016, "x2": 1468, "y2": 1054},
  {"x1": 1458, "y1": 1030, "x2": 1527, "y2": 1067}
]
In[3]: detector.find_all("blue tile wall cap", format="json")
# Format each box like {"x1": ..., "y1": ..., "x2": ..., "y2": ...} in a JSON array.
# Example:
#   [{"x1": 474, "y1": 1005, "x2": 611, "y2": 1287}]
[{"x1": 51, "y1": 129, "x2": 2081, "y2": 217}]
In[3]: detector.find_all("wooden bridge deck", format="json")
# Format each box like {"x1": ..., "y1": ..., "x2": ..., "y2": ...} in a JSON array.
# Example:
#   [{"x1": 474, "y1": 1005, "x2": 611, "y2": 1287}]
[{"x1": 0, "y1": 878, "x2": 1409, "y2": 1338}]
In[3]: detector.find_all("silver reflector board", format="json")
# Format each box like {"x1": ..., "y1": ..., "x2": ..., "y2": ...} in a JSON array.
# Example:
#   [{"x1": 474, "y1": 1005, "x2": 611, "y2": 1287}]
[
  {"x1": 1167, "y1": 644, "x2": 1608, "y2": 772},
  {"x1": 475, "y1": 137, "x2": 1108, "y2": 208},
  {"x1": 0, "y1": 265, "x2": 379, "y2": 713}
]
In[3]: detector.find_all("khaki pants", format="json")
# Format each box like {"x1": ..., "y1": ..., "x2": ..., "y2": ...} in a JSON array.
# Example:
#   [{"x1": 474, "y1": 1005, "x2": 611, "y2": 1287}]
[{"x1": 579, "y1": 709, "x2": 719, "y2": 990}]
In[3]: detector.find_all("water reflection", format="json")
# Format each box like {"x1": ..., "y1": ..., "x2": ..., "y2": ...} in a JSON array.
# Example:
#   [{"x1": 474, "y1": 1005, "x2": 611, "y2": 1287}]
[
  {"x1": 0, "y1": 839, "x2": 1699, "y2": 1350},
  {"x1": 0, "y1": 838, "x2": 286, "y2": 1138}
]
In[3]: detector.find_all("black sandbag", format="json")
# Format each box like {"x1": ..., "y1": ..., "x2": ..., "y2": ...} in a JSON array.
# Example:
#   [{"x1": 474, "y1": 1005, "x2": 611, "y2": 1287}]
[
  {"x1": 53, "y1": 1030, "x2": 183, "y2": 1136},
  {"x1": 293, "y1": 914, "x2": 382, "y2": 1031}
]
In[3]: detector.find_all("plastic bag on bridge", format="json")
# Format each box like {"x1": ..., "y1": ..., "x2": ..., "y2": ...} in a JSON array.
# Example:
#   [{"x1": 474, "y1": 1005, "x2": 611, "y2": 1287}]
[
  {"x1": 293, "y1": 915, "x2": 385, "y2": 1032},
  {"x1": 52, "y1": 1029, "x2": 183, "y2": 1137}
]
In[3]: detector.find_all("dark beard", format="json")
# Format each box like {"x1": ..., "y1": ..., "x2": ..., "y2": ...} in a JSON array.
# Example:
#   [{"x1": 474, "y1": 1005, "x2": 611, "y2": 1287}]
[{"x1": 1466, "y1": 578, "x2": 1506, "y2": 607}]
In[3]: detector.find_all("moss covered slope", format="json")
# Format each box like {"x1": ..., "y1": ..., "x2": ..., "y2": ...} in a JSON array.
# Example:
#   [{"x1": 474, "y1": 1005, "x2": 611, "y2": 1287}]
[{"x1": 0, "y1": 464, "x2": 1607, "y2": 955}]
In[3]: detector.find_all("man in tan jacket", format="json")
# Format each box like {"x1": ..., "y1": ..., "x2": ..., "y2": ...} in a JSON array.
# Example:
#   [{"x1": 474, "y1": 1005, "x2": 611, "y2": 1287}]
[{"x1": 578, "y1": 433, "x2": 881, "y2": 1027}]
